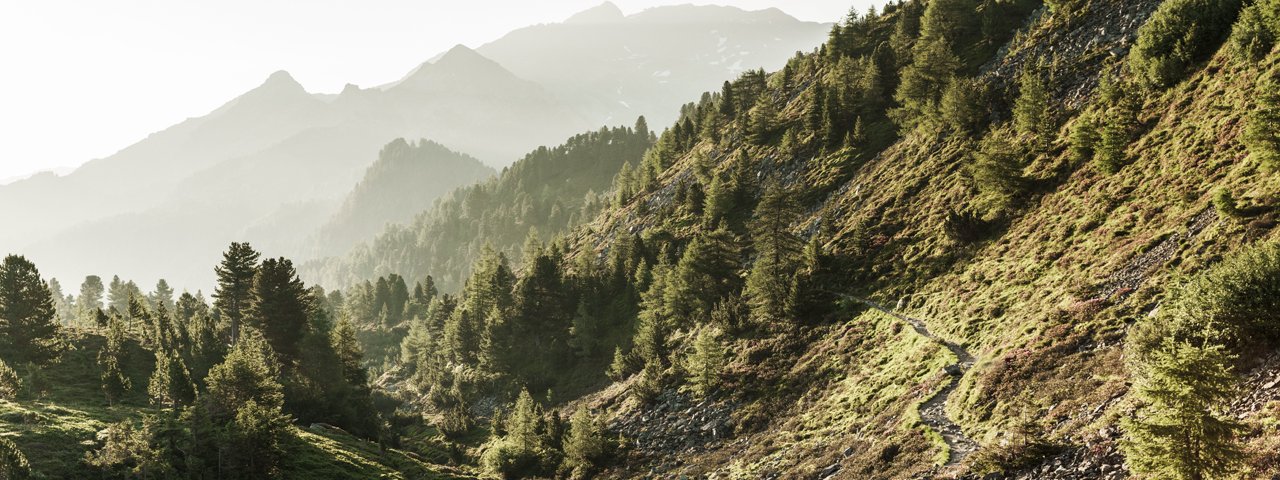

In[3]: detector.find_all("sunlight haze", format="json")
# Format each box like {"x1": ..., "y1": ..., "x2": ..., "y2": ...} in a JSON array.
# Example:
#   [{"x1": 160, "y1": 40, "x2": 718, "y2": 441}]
[{"x1": 0, "y1": 0, "x2": 872, "y2": 182}]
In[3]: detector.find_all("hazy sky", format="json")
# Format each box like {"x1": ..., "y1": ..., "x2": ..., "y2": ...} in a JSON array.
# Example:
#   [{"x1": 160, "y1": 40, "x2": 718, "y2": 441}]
[{"x1": 0, "y1": 1, "x2": 876, "y2": 182}]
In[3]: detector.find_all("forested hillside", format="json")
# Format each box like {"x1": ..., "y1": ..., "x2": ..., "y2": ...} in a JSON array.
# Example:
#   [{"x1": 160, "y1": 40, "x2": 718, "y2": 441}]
[
  {"x1": 304, "y1": 123, "x2": 654, "y2": 293},
  {"x1": 308, "y1": 139, "x2": 495, "y2": 259},
  {"x1": 5, "y1": 0, "x2": 1280, "y2": 478}
]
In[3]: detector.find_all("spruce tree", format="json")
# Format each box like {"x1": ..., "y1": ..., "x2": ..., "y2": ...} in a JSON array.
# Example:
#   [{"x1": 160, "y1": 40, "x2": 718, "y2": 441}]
[
  {"x1": 1122, "y1": 335, "x2": 1242, "y2": 480},
  {"x1": 244, "y1": 258, "x2": 312, "y2": 367},
  {"x1": 744, "y1": 186, "x2": 804, "y2": 324},
  {"x1": 685, "y1": 327, "x2": 726, "y2": 398},
  {"x1": 0, "y1": 255, "x2": 65, "y2": 365},
  {"x1": 1013, "y1": 65, "x2": 1053, "y2": 148},
  {"x1": 1243, "y1": 71, "x2": 1280, "y2": 171},
  {"x1": 78, "y1": 275, "x2": 105, "y2": 325},
  {"x1": 213, "y1": 242, "x2": 261, "y2": 344},
  {"x1": 150, "y1": 279, "x2": 175, "y2": 312},
  {"x1": 100, "y1": 315, "x2": 131, "y2": 405},
  {"x1": 668, "y1": 225, "x2": 742, "y2": 325},
  {"x1": 562, "y1": 408, "x2": 608, "y2": 477}
]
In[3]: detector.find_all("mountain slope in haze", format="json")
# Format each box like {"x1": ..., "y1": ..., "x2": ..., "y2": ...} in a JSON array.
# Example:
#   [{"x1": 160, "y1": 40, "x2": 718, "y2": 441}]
[
  {"x1": 476, "y1": 1, "x2": 831, "y2": 129},
  {"x1": 310, "y1": 138, "x2": 495, "y2": 259},
  {"x1": 302, "y1": 122, "x2": 653, "y2": 292},
  {"x1": 5, "y1": 47, "x2": 581, "y2": 291}
]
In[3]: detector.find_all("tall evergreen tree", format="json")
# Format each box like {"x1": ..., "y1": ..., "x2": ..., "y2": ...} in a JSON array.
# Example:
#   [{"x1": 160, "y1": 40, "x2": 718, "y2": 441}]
[
  {"x1": 0, "y1": 255, "x2": 65, "y2": 365},
  {"x1": 1122, "y1": 335, "x2": 1242, "y2": 480},
  {"x1": 100, "y1": 315, "x2": 131, "y2": 405},
  {"x1": 108, "y1": 275, "x2": 130, "y2": 314},
  {"x1": 213, "y1": 242, "x2": 261, "y2": 344},
  {"x1": 150, "y1": 279, "x2": 175, "y2": 312},
  {"x1": 78, "y1": 275, "x2": 105, "y2": 324},
  {"x1": 1244, "y1": 71, "x2": 1280, "y2": 171},
  {"x1": 244, "y1": 258, "x2": 312, "y2": 366},
  {"x1": 744, "y1": 185, "x2": 804, "y2": 324}
]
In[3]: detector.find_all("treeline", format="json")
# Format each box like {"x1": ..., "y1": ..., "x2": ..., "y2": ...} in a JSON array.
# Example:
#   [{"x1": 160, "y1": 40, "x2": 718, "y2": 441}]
[
  {"x1": 305, "y1": 123, "x2": 655, "y2": 293},
  {"x1": 0, "y1": 244, "x2": 381, "y2": 478}
]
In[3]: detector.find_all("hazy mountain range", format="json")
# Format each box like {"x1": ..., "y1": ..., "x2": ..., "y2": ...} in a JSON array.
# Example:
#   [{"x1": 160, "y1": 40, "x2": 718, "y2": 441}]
[{"x1": 0, "y1": 2, "x2": 830, "y2": 291}]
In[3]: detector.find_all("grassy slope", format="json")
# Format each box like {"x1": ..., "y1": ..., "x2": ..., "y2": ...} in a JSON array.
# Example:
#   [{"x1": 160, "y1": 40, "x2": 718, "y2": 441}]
[
  {"x1": 0, "y1": 330, "x2": 473, "y2": 479},
  {"x1": 563, "y1": 1, "x2": 1280, "y2": 477}
]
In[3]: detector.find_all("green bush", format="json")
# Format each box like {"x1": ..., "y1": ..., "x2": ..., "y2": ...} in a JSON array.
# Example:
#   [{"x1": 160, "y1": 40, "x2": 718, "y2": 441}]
[
  {"x1": 1228, "y1": 1, "x2": 1278, "y2": 61},
  {"x1": 0, "y1": 438, "x2": 29, "y2": 480},
  {"x1": 1213, "y1": 188, "x2": 1240, "y2": 218},
  {"x1": 1129, "y1": 0, "x2": 1245, "y2": 88},
  {"x1": 0, "y1": 359, "x2": 19, "y2": 400}
]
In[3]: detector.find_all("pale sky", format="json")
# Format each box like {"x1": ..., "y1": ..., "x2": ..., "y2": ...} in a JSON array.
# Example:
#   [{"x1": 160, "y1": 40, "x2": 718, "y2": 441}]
[{"x1": 0, "y1": 1, "x2": 875, "y2": 182}]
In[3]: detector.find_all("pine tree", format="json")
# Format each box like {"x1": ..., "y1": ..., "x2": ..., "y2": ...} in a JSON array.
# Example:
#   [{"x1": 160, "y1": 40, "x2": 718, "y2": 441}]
[
  {"x1": 100, "y1": 315, "x2": 131, "y2": 405},
  {"x1": 213, "y1": 242, "x2": 261, "y2": 344},
  {"x1": 971, "y1": 126, "x2": 1029, "y2": 211},
  {"x1": 1122, "y1": 335, "x2": 1242, "y2": 480},
  {"x1": 150, "y1": 279, "x2": 175, "y2": 312},
  {"x1": 1094, "y1": 100, "x2": 1138, "y2": 174},
  {"x1": 148, "y1": 348, "x2": 195, "y2": 409},
  {"x1": 719, "y1": 81, "x2": 736, "y2": 117},
  {"x1": 1244, "y1": 71, "x2": 1280, "y2": 171},
  {"x1": 1013, "y1": 65, "x2": 1053, "y2": 148},
  {"x1": 668, "y1": 225, "x2": 742, "y2": 325},
  {"x1": 685, "y1": 327, "x2": 726, "y2": 398},
  {"x1": 562, "y1": 408, "x2": 608, "y2": 477},
  {"x1": 606, "y1": 346, "x2": 631, "y2": 381},
  {"x1": 203, "y1": 330, "x2": 290, "y2": 477},
  {"x1": 0, "y1": 255, "x2": 65, "y2": 365},
  {"x1": 748, "y1": 94, "x2": 777, "y2": 144},
  {"x1": 245, "y1": 257, "x2": 312, "y2": 366},
  {"x1": 744, "y1": 186, "x2": 804, "y2": 324},
  {"x1": 78, "y1": 275, "x2": 105, "y2": 325},
  {"x1": 892, "y1": 31, "x2": 961, "y2": 129},
  {"x1": 331, "y1": 316, "x2": 367, "y2": 387},
  {"x1": 108, "y1": 275, "x2": 130, "y2": 314}
]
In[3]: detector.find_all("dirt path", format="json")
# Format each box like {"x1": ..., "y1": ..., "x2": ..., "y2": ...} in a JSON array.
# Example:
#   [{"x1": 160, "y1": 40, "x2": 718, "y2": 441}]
[{"x1": 841, "y1": 295, "x2": 978, "y2": 466}]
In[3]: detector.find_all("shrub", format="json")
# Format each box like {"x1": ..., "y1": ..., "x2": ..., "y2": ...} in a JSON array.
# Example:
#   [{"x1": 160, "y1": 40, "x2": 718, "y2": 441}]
[
  {"x1": 942, "y1": 208, "x2": 989, "y2": 243},
  {"x1": 0, "y1": 438, "x2": 29, "y2": 480},
  {"x1": 1213, "y1": 188, "x2": 1240, "y2": 218},
  {"x1": 1129, "y1": 0, "x2": 1245, "y2": 88},
  {"x1": 0, "y1": 360, "x2": 19, "y2": 400}
]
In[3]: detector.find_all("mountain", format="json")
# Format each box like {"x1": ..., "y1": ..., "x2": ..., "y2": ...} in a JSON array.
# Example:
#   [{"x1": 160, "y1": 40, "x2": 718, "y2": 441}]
[
  {"x1": 309, "y1": 138, "x2": 495, "y2": 259},
  {"x1": 303, "y1": 122, "x2": 653, "y2": 291},
  {"x1": 2, "y1": 47, "x2": 583, "y2": 291},
  {"x1": 476, "y1": 2, "x2": 831, "y2": 129},
  {"x1": 0, "y1": 4, "x2": 824, "y2": 292}
]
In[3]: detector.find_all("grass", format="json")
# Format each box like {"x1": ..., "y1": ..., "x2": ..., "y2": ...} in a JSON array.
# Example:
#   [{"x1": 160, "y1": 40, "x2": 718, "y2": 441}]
[{"x1": 0, "y1": 329, "x2": 469, "y2": 479}]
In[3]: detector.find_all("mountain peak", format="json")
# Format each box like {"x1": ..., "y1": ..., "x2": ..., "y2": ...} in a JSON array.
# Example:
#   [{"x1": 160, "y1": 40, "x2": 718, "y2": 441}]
[
  {"x1": 437, "y1": 44, "x2": 484, "y2": 64},
  {"x1": 262, "y1": 70, "x2": 303, "y2": 91},
  {"x1": 565, "y1": 1, "x2": 625, "y2": 24}
]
